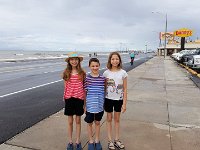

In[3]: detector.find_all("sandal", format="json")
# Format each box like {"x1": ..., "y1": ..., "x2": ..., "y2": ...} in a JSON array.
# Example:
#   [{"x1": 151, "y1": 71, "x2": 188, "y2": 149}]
[
  {"x1": 114, "y1": 140, "x2": 125, "y2": 149},
  {"x1": 108, "y1": 141, "x2": 115, "y2": 150}
]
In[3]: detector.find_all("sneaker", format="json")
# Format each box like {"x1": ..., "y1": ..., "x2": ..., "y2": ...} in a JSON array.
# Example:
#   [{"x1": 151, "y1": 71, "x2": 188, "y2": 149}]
[
  {"x1": 88, "y1": 142, "x2": 95, "y2": 150},
  {"x1": 75, "y1": 143, "x2": 82, "y2": 150},
  {"x1": 95, "y1": 142, "x2": 102, "y2": 150},
  {"x1": 67, "y1": 143, "x2": 73, "y2": 150}
]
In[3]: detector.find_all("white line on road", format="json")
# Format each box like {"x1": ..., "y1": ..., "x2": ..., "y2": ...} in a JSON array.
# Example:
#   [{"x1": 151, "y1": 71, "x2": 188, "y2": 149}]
[
  {"x1": 0, "y1": 80, "x2": 62, "y2": 98},
  {"x1": 0, "y1": 63, "x2": 132, "y2": 98},
  {"x1": 0, "y1": 70, "x2": 94, "y2": 98}
]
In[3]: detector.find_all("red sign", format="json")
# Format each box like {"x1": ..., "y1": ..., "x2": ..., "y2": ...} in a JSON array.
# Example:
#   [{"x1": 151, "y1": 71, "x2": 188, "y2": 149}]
[{"x1": 174, "y1": 28, "x2": 193, "y2": 37}]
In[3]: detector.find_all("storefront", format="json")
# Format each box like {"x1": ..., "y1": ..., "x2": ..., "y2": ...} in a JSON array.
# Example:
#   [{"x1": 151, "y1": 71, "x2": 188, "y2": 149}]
[
  {"x1": 157, "y1": 41, "x2": 200, "y2": 56},
  {"x1": 157, "y1": 28, "x2": 200, "y2": 56}
]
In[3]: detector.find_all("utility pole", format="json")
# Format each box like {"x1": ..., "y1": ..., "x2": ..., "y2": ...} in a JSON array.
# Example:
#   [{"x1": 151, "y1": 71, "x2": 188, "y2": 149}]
[{"x1": 164, "y1": 13, "x2": 168, "y2": 58}]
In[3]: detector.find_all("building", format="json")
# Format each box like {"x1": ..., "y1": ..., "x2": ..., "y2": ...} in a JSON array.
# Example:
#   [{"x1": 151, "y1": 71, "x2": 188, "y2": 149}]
[{"x1": 157, "y1": 39, "x2": 200, "y2": 56}]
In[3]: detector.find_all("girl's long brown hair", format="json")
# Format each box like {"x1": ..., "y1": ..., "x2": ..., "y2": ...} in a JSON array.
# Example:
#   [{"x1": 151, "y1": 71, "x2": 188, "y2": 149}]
[
  {"x1": 62, "y1": 58, "x2": 85, "y2": 82},
  {"x1": 107, "y1": 51, "x2": 122, "y2": 70}
]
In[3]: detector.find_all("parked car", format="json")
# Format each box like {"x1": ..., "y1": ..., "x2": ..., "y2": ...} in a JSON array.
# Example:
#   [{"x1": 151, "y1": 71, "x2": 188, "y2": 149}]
[
  {"x1": 171, "y1": 50, "x2": 190, "y2": 61},
  {"x1": 180, "y1": 49, "x2": 200, "y2": 64},
  {"x1": 171, "y1": 52, "x2": 179, "y2": 59},
  {"x1": 186, "y1": 55, "x2": 200, "y2": 70}
]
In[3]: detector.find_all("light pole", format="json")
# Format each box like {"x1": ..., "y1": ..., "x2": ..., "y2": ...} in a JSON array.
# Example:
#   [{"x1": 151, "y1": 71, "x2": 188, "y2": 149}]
[
  {"x1": 119, "y1": 42, "x2": 123, "y2": 52},
  {"x1": 164, "y1": 13, "x2": 167, "y2": 58},
  {"x1": 145, "y1": 44, "x2": 147, "y2": 53},
  {"x1": 145, "y1": 44, "x2": 147, "y2": 64},
  {"x1": 119, "y1": 42, "x2": 134, "y2": 53},
  {"x1": 152, "y1": 11, "x2": 168, "y2": 58}
]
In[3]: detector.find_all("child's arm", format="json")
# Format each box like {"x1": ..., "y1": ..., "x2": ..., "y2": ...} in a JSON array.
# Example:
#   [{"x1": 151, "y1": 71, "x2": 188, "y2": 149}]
[
  {"x1": 83, "y1": 77, "x2": 87, "y2": 113},
  {"x1": 83, "y1": 90, "x2": 87, "y2": 113},
  {"x1": 104, "y1": 78, "x2": 107, "y2": 95},
  {"x1": 122, "y1": 77, "x2": 127, "y2": 113},
  {"x1": 63, "y1": 81, "x2": 66, "y2": 101}
]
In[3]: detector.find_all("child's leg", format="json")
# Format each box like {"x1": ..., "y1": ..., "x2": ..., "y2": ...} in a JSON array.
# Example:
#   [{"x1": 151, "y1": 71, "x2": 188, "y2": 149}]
[
  {"x1": 87, "y1": 123, "x2": 94, "y2": 143},
  {"x1": 113, "y1": 112, "x2": 125, "y2": 149},
  {"x1": 114, "y1": 112, "x2": 121, "y2": 140},
  {"x1": 67, "y1": 116, "x2": 73, "y2": 143},
  {"x1": 75, "y1": 115, "x2": 81, "y2": 143},
  {"x1": 95, "y1": 121, "x2": 100, "y2": 142},
  {"x1": 106, "y1": 112, "x2": 113, "y2": 141}
]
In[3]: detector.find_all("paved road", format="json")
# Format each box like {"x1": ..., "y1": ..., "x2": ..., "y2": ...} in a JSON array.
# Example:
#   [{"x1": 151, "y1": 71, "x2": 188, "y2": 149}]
[{"x1": 0, "y1": 53, "x2": 153, "y2": 144}]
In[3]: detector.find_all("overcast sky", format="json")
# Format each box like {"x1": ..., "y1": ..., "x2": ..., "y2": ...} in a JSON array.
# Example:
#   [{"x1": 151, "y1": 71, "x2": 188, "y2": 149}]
[{"x1": 0, "y1": 0, "x2": 199, "y2": 52}]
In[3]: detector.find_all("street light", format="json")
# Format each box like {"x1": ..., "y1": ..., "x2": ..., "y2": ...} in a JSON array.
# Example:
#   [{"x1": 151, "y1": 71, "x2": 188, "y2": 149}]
[
  {"x1": 145, "y1": 44, "x2": 148, "y2": 65},
  {"x1": 145, "y1": 44, "x2": 147, "y2": 53},
  {"x1": 152, "y1": 11, "x2": 168, "y2": 58},
  {"x1": 164, "y1": 13, "x2": 167, "y2": 58},
  {"x1": 119, "y1": 42, "x2": 126, "y2": 52},
  {"x1": 119, "y1": 42, "x2": 134, "y2": 53}
]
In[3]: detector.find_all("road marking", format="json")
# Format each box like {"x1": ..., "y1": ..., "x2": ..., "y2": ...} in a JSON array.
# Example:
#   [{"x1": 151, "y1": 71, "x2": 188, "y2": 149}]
[
  {"x1": 0, "y1": 63, "x2": 64, "y2": 73},
  {"x1": 0, "y1": 57, "x2": 143, "y2": 98},
  {"x1": 0, "y1": 80, "x2": 62, "y2": 98},
  {"x1": 0, "y1": 70, "x2": 97, "y2": 98}
]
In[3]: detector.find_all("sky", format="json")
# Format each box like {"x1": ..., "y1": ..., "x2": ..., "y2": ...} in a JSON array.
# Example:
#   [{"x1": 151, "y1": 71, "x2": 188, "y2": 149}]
[{"x1": 0, "y1": 0, "x2": 199, "y2": 52}]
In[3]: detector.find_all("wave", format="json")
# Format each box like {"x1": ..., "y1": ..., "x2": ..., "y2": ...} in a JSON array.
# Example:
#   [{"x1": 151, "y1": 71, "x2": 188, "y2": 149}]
[{"x1": 0, "y1": 50, "x2": 111, "y2": 62}]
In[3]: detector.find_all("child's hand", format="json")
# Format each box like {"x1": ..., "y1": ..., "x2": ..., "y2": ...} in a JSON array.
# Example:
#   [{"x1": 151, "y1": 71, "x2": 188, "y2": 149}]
[{"x1": 121, "y1": 105, "x2": 126, "y2": 113}]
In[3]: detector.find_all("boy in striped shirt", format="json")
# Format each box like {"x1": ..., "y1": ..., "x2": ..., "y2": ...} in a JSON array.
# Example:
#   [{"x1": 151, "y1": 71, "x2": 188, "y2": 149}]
[{"x1": 84, "y1": 58, "x2": 105, "y2": 150}]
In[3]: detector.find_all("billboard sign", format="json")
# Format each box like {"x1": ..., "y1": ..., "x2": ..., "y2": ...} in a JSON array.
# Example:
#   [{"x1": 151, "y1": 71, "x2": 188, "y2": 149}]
[
  {"x1": 174, "y1": 28, "x2": 193, "y2": 37},
  {"x1": 160, "y1": 32, "x2": 174, "y2": 40}
]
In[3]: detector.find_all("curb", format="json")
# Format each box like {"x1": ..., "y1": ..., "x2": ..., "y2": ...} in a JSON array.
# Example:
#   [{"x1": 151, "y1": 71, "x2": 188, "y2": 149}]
[{"x1": 179, "y1": 63, "x2": 199, "y2": 77}]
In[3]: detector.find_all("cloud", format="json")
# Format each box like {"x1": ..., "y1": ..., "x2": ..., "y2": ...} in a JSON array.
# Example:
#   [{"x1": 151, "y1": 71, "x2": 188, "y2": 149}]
[{"x1": 0, "y1": 0, "x2": 199, "y2": 51}]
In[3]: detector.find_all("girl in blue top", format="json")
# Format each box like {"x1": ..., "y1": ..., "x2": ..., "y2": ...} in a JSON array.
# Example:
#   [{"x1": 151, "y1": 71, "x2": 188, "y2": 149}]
[{"x1": 84, "y1": 58, "x2": 105, "y2": 150}]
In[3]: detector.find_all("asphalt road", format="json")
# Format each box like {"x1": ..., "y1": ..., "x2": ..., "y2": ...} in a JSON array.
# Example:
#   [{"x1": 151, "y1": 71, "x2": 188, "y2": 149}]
[
  {"x1": 0, "y1": 53, "x2": 153, "y2": 144},
  {"x1": 190, "y1": 75, "x2": 200, "y2": 88}
]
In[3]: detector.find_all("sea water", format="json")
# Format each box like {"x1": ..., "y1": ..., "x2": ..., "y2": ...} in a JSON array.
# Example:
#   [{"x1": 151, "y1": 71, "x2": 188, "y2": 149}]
[{"x1": 0, "y1": 50, "x2": 111, "y2": 62}]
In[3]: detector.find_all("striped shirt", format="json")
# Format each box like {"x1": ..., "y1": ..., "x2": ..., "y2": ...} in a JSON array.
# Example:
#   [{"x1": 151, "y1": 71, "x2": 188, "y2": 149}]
[
  {"x1": 84, "y1": 74, "x2": 105, "y2": 113},
  {"x1": 64, "y1": 73, "x2": 85, "y2": 100}
]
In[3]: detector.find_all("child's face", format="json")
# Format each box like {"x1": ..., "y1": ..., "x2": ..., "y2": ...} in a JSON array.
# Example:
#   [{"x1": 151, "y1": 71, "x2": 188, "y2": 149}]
[
  {"x1": 89, "y1": 61, "x2": 100, "y2": 74},
  {"x1": 69, "y1": 57, "x2": 79, "y2": 67},
  {"x1": 111, "y1": 54, "x2": 120, "y2": 67}
]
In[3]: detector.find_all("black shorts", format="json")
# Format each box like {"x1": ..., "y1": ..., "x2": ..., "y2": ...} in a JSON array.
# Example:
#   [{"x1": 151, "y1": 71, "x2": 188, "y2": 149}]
[
  {"x1": 131, "y1": 57, "x2": 135, "y2": 60},
  {"x1": 104, "y1": 98, "x2": 123, "y2": 112},
  {"x1": 84, "y1": 111, "x2": 104, "y2": 123},
  {"x1": 64, "y1": 97, "x2": 84, "y2": 116}
]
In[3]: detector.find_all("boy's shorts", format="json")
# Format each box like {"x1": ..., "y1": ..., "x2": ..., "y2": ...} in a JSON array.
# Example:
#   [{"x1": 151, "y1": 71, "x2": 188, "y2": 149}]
[
  {"x1": 84, "y1": 111, "x2": 104, "y2": 123},
  {"x1": 64, "y1": 97, "x2": 84, "y2": 116},
  {"x1": 104, "y1": 98, "x2": 123, "y2": 112}
]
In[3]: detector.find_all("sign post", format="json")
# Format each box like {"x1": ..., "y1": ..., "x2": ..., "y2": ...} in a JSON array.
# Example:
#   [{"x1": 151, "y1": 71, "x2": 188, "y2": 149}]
[{"x1": 174, "y1": 28, "x2": 193, "y2": 50}]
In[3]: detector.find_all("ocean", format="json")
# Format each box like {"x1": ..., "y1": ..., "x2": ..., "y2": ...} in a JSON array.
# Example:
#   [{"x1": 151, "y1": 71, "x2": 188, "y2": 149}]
[{"x1": 0, "y1": 50, "x2": 111, "y2": 62}]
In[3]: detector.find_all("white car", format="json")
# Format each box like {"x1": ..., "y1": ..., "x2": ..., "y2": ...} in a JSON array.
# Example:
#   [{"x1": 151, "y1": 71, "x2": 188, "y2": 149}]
[
  {"x1": 187, "y1": 55, "x2": 200, "y2": 69},
  {"x1": 171, "y1": 52, "x2": 179, "y2": 59},
  {"x1": 171, "y1": 50, "x2": 190, "y2": 61},
  {"x1": 176, "y1": 50, "x2": 191, "y2": 61}
]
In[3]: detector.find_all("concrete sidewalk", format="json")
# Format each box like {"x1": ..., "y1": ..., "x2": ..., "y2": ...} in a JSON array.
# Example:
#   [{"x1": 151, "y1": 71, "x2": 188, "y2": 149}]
[{"x1": 1, "y1": 56, "x2": 200, "y2": 150}]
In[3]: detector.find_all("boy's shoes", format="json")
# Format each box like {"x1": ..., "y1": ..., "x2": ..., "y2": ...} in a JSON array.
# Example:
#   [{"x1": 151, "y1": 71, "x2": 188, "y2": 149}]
[
  {"x1": 95, "y1": 142, "x2": 102, "y2": 150},
  {"x1": 88, "y1": 142, "x2": 95, "y2": 150},
  {"x1": 75, "y1": 143, "x2": 82, "y2": 150},
  {"x1": 67, "y1": 142, "x2": 73, "y2": 150}
]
